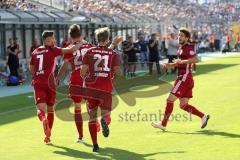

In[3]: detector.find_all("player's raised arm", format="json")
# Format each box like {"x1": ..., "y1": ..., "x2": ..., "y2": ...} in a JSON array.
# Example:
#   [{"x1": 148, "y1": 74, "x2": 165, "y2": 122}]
[{"x1": 109, "y1": 36, "x2": 122, "y2": 50}]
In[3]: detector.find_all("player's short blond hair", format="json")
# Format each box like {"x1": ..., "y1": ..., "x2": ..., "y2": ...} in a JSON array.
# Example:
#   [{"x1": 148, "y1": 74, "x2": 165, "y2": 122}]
[{"x1": 95, "y1": 27, "x2": 110, "y2": 42}]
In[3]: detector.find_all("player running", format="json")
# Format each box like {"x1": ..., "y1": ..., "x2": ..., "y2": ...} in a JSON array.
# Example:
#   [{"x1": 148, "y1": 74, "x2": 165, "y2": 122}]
[
  {"x1": 29, "y1": 31, "x2": 84, "y2": 143},
  {"x1": 56, "y1": 24, "x2": 122, "y2": 143},
  {"x1": 81, "y1": 27, "x2": 121, "y2": 152},
  {"x1": 151, "y1": 28, "x2": 210, "y2": 131},
  {"x1": 56, "y1": 24, "x2": 96, "y2": 143}
]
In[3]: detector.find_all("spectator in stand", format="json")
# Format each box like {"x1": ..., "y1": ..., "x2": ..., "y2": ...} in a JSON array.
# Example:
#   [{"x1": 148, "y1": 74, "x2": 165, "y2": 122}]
[
  {"x1": 209, "y1": 34, "x2": 215, "y2": 52},
  {"x1": 148, "y1": 33, "x2": 161, "y2": 75},
  {"x1": 167, "y1": 33, "x2": 178, "y2": 74},
  {"x1": 137, "y1": 35, "x2": 148, "y2": 68},
  {"x1": 7, "y1": 38, "x2": 19, "y2": 77},
  {"x1": 122, "y1": 35, "x2": 139, "y2": 77}
]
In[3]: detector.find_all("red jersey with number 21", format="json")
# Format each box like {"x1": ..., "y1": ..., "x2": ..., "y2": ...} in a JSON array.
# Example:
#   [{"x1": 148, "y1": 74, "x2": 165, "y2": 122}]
[{"x1": 82, "y1": 46, "x2": 120, "y2": 93}]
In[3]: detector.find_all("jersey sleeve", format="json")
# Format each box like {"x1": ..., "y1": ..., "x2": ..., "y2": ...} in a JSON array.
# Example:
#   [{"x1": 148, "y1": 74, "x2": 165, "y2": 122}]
[
  {"x1": 63, "y1": 52, "x2": 72, "y2": 61},
  {"x1": 53, "y1": 47, "x2": 62, "y2": 57},
  {"x1": 187, "y1": 45, "x2": 197, "y2": 58}
]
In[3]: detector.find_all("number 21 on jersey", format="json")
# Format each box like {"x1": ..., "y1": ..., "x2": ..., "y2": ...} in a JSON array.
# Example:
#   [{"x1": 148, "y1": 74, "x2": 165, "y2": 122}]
[{"x1": 94, "y1": 54, "x2": 110, "y2": 72}]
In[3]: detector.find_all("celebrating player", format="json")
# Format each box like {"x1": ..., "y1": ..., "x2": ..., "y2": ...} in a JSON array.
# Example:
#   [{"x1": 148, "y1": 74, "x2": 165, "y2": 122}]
[
  {"x1": 151, "y1": 28, "x2": 210, "y2": 131},
  {"x1": 56, "y1": 24, "x2": 100, "y2": 143},
  {"x1": 56, "y1": 24, "x2": 122, "y2": 143},
  {"x1": 81, "y1": 27, "x2": 121, "y2": 152},
  {"x1": 29, "y1": 31, "x2": 84, "y2": 143}
]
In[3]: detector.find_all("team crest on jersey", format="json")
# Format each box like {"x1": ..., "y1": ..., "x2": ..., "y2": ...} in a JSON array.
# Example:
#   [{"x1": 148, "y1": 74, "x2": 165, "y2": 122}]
[{"x1": 190, "y1": 50, "x2": 195, "y2": 55}]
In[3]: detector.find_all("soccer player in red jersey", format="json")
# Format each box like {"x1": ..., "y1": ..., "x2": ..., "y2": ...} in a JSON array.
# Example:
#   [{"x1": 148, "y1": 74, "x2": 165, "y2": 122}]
[
  {"x1": 56, "y1": 25, "x2": 121, "y2": 144},
  {"x1": 81, "y1": 27, "x2": 121, "y2": 152},
  {"x1": 29, "y1": 31, "x2": 83, "y2": 143},
  {"x1": 56, "y1": 24, "x2": 98, "y2": 143},
  {"x1": 152, "y1": 28, "x2": 210, "y2": 131}
]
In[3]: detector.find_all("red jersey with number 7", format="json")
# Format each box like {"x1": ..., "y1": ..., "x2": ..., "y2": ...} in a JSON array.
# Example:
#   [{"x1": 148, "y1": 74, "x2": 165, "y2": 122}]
[
  {"x1": 30, "y1": 46, "x2": 62, "y2": 85},
  {"x1": 63, "y1": 43, "x2": 93, "y2": 85},
  {"x1": 82, "y1": 46, "x2": 120, "y2": 93}
]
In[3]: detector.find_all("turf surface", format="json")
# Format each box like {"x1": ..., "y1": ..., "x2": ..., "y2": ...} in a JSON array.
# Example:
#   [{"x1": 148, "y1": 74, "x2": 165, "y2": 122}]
[{"x1": 0, "y1": 55, "x2": 240, "y2": 160}]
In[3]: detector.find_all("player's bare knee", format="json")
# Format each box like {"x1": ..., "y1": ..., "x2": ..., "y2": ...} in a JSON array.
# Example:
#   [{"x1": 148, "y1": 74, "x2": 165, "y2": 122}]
[
  {"x1": 37, "y1": 103, "x2": 46, "y2": 112},
  {"x1": 167, "y1": 94, "x2": 177, "y2": 103},
  {"x1": 89, "y1": 109, "x2": 97, "y2": 121},
  {"x1": 74, "y1": 103, "x2": 81, "y2": 110},
  {"x1": 74, "y1": 106, "x2": 81, "y2": 111},
  {"x1": 47, "y1": 105, "x2": 54, "y2": 112},
  {"x1": 101, "y1": 109, "x2": 110, "y2": 117},
  {"x1": 179, "y1": 102, "x2": 187, "y2": 109}
]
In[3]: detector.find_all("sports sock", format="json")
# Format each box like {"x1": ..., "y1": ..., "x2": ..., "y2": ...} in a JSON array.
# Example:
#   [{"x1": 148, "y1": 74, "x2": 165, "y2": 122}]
[
  {"x1": 75, "y1": 109, "x2": 83, "y2": 139},
  {"x1": 181, "y1": 104, "x2": 204, "y2": 118},
  {"x1": 47, "y1": 112, "x2": 54, "y2": 129},
  {"x1": 161, "y1": 101, "x2": 174, "y2": 127},
  {"x1": 88, "y1": 120, "x2": 97, "y2": 145}
]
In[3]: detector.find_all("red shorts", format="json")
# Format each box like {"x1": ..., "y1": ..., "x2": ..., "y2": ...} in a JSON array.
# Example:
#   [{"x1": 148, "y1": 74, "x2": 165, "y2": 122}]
[
  {"x1": 86, "y1": 87, "x2": 112, "y2": 111},
  {"x1": 69, "y1": 84, "x2": 83, "y2": 103},
  {"x1": 33, "y1": 83, "x2": 56, "y2": 106},
  {"x1": 69, "y1": 74, "x2": 84, "y2": 103},
  {"x1": 171, "y1": 74, "x2": 194, "y2": 99}
]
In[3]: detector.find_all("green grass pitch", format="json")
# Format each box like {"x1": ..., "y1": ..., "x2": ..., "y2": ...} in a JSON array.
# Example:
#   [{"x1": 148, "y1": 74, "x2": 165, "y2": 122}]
[{"x1": 0, "y1": 55, "x2": 240, "y2": 160}]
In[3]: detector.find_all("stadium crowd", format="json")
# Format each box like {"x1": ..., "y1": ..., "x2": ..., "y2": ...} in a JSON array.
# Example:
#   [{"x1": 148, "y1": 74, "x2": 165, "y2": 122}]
[
  {"x1": 67, "y1": 0, "x2": 240, "y2": 23},
  {"x1": 0, "y1": 0, "x2": 38, "y2": 11}
]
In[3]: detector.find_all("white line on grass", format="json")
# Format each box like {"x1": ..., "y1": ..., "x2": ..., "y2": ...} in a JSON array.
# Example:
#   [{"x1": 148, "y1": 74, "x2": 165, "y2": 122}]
[
  {"x1": 0, "y1": 105, "x2": 35, "y2": 116},
  {"x1": 1, "y1": 52, "x2": 239, "y2": 116}
]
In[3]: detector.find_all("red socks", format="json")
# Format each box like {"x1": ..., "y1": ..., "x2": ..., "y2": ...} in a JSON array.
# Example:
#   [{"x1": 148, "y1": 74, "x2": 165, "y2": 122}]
[
  {"x1": 88, "y1": 120, "x2": 97, "y2": 145},
  {"x1": 161, "y1": 101, "x2": 174, "y2": 127},
  {"x1": 75, "y1": 109, "x2": 83, "y2": 139},
  {"x1": 181, "y1": 104, "x2": 204, "y2": 118},
  {"x1": 37, "y1": 109, "x2": 45, "y2": 121},
  {"x1": 47, "y1": 112, "x2": 54, "y2": 130},
  {"x1": 103, "y1": 114, "x2": 111, "y2": 125}
]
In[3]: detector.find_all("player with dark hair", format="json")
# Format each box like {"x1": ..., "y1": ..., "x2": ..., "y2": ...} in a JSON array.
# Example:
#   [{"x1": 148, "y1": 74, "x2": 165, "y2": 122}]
[
  {"x1": 151, "y1": 28, "x2": 210, "y2": 131},
  {"x1": 29, "y1": 30, "x2": 84, "y2": 143},
  {"x1": 56, "y1": 24, "x2": 101, "y2": 143}
]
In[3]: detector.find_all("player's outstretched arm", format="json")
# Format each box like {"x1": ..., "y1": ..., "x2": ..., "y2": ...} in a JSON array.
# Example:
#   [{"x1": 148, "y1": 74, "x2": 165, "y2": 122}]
[
  {"x1": 56, "y1": 60, "x2": 68, "y2": 85},
  {"x1": 109, "y1": 36, "x2": 122, "y2": 50},
  {"x1": 173, "y1": 55, "x2": 198, "y2": 64},
  {"x1": 61, "y1": 41, "x2": 83, "y2": 54},
  {"x1": 163, "y1": 63, "x2": 178, "y2": 69}
]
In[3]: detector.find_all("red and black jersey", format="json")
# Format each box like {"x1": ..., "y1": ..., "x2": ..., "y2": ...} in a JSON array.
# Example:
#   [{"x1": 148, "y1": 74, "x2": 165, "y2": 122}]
[{"x1": 177, "y1": 43, "x2": 197, "y2": 77}]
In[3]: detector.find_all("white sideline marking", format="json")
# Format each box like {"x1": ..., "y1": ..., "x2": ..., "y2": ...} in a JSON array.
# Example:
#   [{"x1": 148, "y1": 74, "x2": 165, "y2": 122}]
[
  {"x1": 0, "y1": 52, "x2": 239, "y2": 115},
  {"x1": 0, "y1": 105, "x2": 35, "y2": 116}
]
